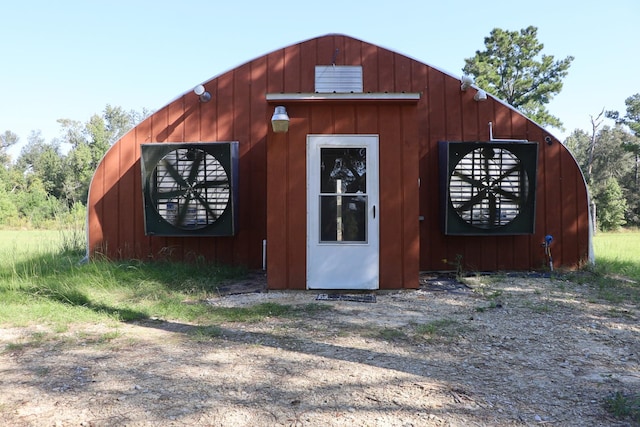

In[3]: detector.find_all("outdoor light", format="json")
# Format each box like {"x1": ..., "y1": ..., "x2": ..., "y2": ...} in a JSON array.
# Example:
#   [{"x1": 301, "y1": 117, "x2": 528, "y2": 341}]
[
  {"x1": 474, "y1": 89, "x2": 487, "y2": 101},
  {"x1": 271, "y1": 106, "x2": 290, "y2": 133},
  {"x1": 460, "y1": 75, "x2": 473, "y2": 91},
  {"x1": 194, "y1": 84, "x2": 211, "y2": 103}
]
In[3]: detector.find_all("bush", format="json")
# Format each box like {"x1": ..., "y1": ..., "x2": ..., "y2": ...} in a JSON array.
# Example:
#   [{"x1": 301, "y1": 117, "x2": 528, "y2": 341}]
[
  {"x1": 12, "y1": 183, "x2": 63, "y2": 228},
  {"x1": 0, "y1": 189, "x2": 19, "y2": 225}
]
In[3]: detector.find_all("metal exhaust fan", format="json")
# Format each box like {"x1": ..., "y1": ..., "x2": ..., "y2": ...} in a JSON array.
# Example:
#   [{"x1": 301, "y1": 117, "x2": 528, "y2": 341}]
[
  {"x1": 140, "y1": 142, "x2": 238, "y2": 236},
  {"x1": 439, "y1": 141, "x2": 538, "y2": 235}
]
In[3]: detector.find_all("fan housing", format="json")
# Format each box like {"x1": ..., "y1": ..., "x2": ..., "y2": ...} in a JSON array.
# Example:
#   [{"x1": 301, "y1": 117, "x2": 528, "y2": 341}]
[
  {"x1": 439, "y1": 141, "x2": 538, "y2": 235},
  {"x1": 140, "y1": 142, "x2": 238, "y2": 236}
]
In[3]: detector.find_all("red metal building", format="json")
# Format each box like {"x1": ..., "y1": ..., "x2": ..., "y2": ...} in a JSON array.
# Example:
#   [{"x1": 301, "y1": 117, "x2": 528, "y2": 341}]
[{"x1": 87, "y1": 34, "x2": 592, "y2": 290}]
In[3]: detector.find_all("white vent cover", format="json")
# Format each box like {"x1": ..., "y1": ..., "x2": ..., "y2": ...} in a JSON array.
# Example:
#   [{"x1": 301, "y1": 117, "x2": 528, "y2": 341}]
[{"x1": 315, "y1": 66, "x2": 363, "y2": 93}]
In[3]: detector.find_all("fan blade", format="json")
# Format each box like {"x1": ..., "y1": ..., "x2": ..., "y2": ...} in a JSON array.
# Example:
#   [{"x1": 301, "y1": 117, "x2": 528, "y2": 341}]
[
  {"x1": 175, "y1": 194, "x2": 193, "y2": 227},
  {"x1": 493, "y1": 164, "x2": 521, "y2": 184},
  {"x1": 156, "y1": 189, "x2": 189, "y2": 199},
  {"x1": 493, "y1": 187, "x2": 522, "y2": 203},
  {"x1": 193, "y1": 178, "x2": 230, "y2": 189},
  {"x1": 454, "y1": 188, "x2": 488, "y2": 212},
  {"x1": 452, "y1": 171, "x2": 484, "y2": 188},
  {"x1": 488, "y1": 193, "x2": 498, "y2": 225},
  {"x1": 160, "y1": 159, "x2": 189, "y2": 188},
  {"x1": 193, "y1": 192, "x2": 221, "y2": 221},
  {"x1": 483, "y1": 154, "x2": 491, "y2": 175},
  {"x1": 187, "y1": 150, "x2": 205, "y2": 184}
]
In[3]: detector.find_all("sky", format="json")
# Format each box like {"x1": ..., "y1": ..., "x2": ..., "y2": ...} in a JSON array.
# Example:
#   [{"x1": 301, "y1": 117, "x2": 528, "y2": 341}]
[{"x1": 1, "y1": 0, "x2": 638, "y2": 159}]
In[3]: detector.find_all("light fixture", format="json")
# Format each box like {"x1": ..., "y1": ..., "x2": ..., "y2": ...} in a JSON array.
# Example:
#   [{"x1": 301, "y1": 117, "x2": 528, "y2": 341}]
[
  {"x1": 460, "y1": 75, "x2": 473, "y2": 91},
  {"x1": 474, "y1": 89, "x2": 487, "y2": 101},
  {"x1": 271, "y1": 106, "x2": 290, "y2": 133},
  {"x1": 194, "y1": 84, "x2": 211, "y2": 103}
]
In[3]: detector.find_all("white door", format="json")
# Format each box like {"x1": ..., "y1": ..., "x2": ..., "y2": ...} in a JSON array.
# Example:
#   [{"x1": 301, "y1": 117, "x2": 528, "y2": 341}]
[{"x1": 307, "y1": 135, "x2": 379, "y2": 289}]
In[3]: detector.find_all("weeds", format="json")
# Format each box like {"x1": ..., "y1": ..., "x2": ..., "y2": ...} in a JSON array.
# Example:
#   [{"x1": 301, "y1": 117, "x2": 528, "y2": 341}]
[
  {"x1": 524, "y1": 300, "x2": 552, "y2": 313},
  {"x1": 376, "y1": 328, "x2": 408, "y2": 341},
  {"x1": 189, "y1": 325, "x2": 224, "y2": 341},
  {"x1": 475, "y1": 300, "x2": 503, "y2": 312},
  {"x1": 442, "y1": 254, "x2": 464, "y2": 278},
  {"x1": 207, "y1": 302, "x2": 331, "y2": 323},
  {"x1": 604, "y1": 392, "x2": 640, "y2": 423},
  {"x1": 414, "y1": 319, "x2": 460, "y2": 341}
]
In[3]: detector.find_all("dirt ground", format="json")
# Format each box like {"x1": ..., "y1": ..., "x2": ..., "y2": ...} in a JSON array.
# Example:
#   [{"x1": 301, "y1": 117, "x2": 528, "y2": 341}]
[{"x1": 1, "y1": 273, "x2": 639, "y2": 426}]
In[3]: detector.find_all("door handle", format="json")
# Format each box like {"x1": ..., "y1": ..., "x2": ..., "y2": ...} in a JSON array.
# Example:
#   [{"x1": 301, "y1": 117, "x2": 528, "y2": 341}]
[{"x1": 373, "y1": 205, "x2": 376, "y2": 219}]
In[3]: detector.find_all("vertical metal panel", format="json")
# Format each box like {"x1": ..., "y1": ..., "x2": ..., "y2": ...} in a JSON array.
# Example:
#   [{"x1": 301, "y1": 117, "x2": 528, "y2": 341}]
[
  {"x1": 265, "y1": 129, "x2": 288, "y2": 288},
  {"x1": 421, "y1": 68, "x2": 445, "y2": 270},
  {"x1": 401, "y1": 105, "x2": 420, "y2": 289},
  {"x1": 233, "y1": 64, "x2": 252, "y2": 265},
  {"x1": 526, "y1": 124, "x2": 549, "y2": 268},
  {"x1": 214, "y1": 72, "x2": 238, "y2": 266},
  {"x1": 117, "y1": 132, "x2": 137, "y2": 259},
  {"x1": 287, "y1": 108, "x2": 308, "y2": 288},
  {"x1": 541, "y1": 129, "x2": 563, "y2": 265},
  {"x1": 133, "y1": 121, "x2": 152, "y2": 258},
  {"x1": 283, "y1": 46, "x2": 308, "y2": 288},
  {"x1": 147, "y1": 110, "x2": 168, "y2": 258},
  {"x1": 378, "y1": 105, "x2": 404, "y2": 287},
  {"x1": 560, "y1": 146, "x2": 580, "y2": 265},
  {"x1": 265, "y1": 47, "x2": 289, "y2": 288},
  {"x1": 377, "y1": 48, "x2": 394, "y2": 93},
  {"x1": 343, "y1": 36, "x2": 363, "y2": 66},
  {"x1": 300, "y1": 39, "x2": 317, "y2": 92},
  {"x1": 361, "y1": 43, "x2": 378, "y2": 90},
  {"x1": 249, "y1": 56, "x2": 269, "y2": 266},
  {"x1": 316, "y1": 36, "x2": 337, "y2": 70},
  {"x1": 284, "y1": 44, "x2": 302, "y2": 93},
  {"x1": 100, "y1": 142, "x2": 121, "y2": 259},
  {"x1": 87, "y1": 159, "x2": 105, "y2": 255}
]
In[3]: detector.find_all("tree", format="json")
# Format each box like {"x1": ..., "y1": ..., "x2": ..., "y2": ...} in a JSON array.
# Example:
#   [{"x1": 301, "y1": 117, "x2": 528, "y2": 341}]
[
  {"x1": 463, "y1": 26, "x2": 574, "y2": 129},
  {"x1": 596, "y1": 177, "x2": 627, "y2": 231},
  {"x1": 103, "y1": 104, "x2": 137, "y2": 143},
  {"x1": 607, "y1": 93, "x2": 640, "y2": 136},
  {"x1": 586, "y1": 110, "x2": 606, "y2": 185},
  {"x1": 606, "y1": 94, "x2": 640, "y2": 200},
  {"x1": 565, "y1": 123, "x2": 639, "y2": 227},
  {"x1": 564, "y1": 129, "x2": 590, "y2": 168},
  {"x1": 57, "y1": 104, "x2": 144, "y2": 204},
  {"x1": 2, "y1": 104, "x2": 148, "y2": 226},
  {"x1": 16, "y1": 131, "x2": 66, "y2": 199},
  {"x1": 0, "y1": 130, "x2": 19, "y2": 167}
]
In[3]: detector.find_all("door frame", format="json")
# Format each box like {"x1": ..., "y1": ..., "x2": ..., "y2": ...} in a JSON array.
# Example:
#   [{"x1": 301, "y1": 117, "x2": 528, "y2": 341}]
[{"x1": 306, "y1": 134, "x2": 379, "y2": 290}]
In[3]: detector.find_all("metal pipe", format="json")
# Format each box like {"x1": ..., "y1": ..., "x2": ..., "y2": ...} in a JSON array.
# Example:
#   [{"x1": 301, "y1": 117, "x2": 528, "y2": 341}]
[
  {"x1": 262, "y1": 239, "x2": 267, "y2": 271},
  {"x1": 488, "y1": 122, "x2": 529, "y2": 143}
]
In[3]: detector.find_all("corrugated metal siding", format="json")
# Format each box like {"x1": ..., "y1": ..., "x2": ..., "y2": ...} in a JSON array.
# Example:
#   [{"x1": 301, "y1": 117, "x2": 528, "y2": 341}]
[
  {"x1": 87, "y1": 34, "x2": 591, "y2": 290},
  {"x1": 315, "y1": 66, "x2": 363, "y2": 93}
]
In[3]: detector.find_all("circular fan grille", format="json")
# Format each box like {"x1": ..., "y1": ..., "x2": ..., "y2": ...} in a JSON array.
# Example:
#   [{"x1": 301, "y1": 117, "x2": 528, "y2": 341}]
[
  {"x1": 151, "y1": 147, "x2": 230, "y2": 230},
  {"x1": 450, "y1": 147, "x2": 528, "y2": 229}
]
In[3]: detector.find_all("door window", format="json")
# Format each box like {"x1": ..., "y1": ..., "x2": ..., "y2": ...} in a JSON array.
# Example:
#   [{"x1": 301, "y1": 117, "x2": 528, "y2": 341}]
[{"x1": 319, "y1": 147, "x2": 368, "y2": 243}]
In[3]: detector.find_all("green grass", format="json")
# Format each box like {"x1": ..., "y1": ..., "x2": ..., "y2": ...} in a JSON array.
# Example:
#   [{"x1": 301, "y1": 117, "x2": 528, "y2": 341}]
[
  {"x1": 0, "y1": 229, "x2": 308, "y2": 329},
  {"x1": 586, "y1": 230, "x2": 640, "y2": 304},
  {"x1": 593, "y1": 230, "x2": 640, "y2": 279},
  {"x1": 1, "y1": 229, "x2": 638, "y2": 331}
]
